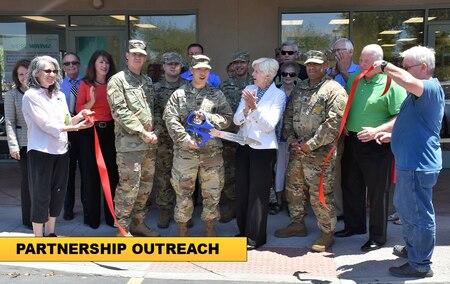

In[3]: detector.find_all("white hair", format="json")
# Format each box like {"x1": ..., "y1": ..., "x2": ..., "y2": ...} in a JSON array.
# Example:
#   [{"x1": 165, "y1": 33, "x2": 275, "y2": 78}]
[
  {"x1": 362, "y1": 44, "x2": 384, "y2": 60},
  {"x1": 334, "y1": 38, "x2": 354, "y2": 52},
  {"x1": 280, "y1": 40, "x2": 299, "y2": 52},
  {"x1": 252, "y1": 58, "x2": 279, "y2": 80},
  {"x1": 401, "y1": 46, "x2": 435, "y2": 75}
]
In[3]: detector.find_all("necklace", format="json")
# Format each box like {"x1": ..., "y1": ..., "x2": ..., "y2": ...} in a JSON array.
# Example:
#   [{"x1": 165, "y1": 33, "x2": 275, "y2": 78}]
[{"x1": 94, "y1": 80, "x2": 106, "y2": 85}]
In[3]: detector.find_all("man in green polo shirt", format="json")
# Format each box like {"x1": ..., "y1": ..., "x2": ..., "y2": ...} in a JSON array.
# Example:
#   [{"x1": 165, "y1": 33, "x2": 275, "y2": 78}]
[{"x1": 335, "y1": 44, "x2": 407, "y2": 252}]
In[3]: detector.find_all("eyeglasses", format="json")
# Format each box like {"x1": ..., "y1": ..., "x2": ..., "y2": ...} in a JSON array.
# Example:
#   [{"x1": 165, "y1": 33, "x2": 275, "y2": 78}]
[
  {"x1": 281, "y1": 72, "x2": 297, "y2": 77},
  {"x1": 62, "y1": 61, "x2": 80, "y2": 66},
  {"x1": 280, "y1": 50, "x2": 296, "y2": 56},
  {"x1": 402, "y1": 63, "x2": 422, "y2": 71},
  {"x1": 332, "y1": 48, "x2": 347, "y2": 53},
  {"x1": 43, "y1": 69, "x2": 59, "y2": 75}
]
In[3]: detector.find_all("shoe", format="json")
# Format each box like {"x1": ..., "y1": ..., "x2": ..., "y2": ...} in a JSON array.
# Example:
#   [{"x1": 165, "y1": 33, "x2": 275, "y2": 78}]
[
  {"x1": 187, "y1": 218, "x2": 194, "y2": 228},
  {"x1": 334, "y1": 228, "x2": 366, "y2": 238},
  {"x1": 388, "y1": 212, "x2": 400, "y2": 221},
  {"x1": 269, "y1": 203, "x2": 280, "y2": 215},
  {"x1": 157, "y1": 209, "x2": 171, "y2": 229},
  {"x1": 361, "y1": 239, "x2": 384, "y2": 252},
  {"x1": 274, "y1": 220, "x2": 307, "y2": 238},
  {"x1": 63, "y1": 211, "x2": 74, "y2": 221},
  {"x1": 393, "y1": 245, "x2": 408, "y2": 258},
  {"x1": 389, "y1": 263, "x2": 433, "y2": 278},
  {"x1": 393, "y1": 219, "x2": 403, "y2": 225},
  {"x1": 311, "y1": 232, "x2": 334, "y2": 252},
  {"x1": 246, "y1": 244, "x2": 256, "y2": 251},
  {"x1": 46, "y1": 233, "x2": 57, "y2": 237}
]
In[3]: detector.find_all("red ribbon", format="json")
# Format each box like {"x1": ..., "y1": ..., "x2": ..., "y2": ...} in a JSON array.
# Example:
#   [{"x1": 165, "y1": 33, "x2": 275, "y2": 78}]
[
  {"x1": 85, "y1": 115, "x2": 129, "y2": 236},
  {"x1": 318, "y1": 67, "x2": 392, "y2": 208}
]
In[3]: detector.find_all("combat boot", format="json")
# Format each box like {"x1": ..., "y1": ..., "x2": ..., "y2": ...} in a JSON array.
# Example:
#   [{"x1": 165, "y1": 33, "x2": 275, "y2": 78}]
[
  {"x1": 205, "y1": 220, "x2": 216, "y2": 237},
  {"x1": 157, "y1": 209, "x2": 171, "y2": 229},
  {"x1": 219, "y1": 199, "x2": 236, "y2": 223},
  {"x1": 311, "y1": 232, "x2": 334, "y2": 252},
  {"x1": 187, "y1": 218, "x2": 194, "y2": 228},
  {"x1": 178, "y1": 222, "x2": 188, "y2": 237},
  {"x1": 129, "y1": 219, "x2": 160, "y2": 237},
  {"x1": 116, "y1": 230, "x2": 133, "y2": 237},
  {"x1": 274, "y1": 220, "x2": 307, "y2": 238}
]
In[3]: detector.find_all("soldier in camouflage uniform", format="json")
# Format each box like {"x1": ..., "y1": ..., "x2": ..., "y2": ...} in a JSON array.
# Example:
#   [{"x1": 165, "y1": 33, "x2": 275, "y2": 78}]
[
  {"x1": 107, "y1": 40, "x2": 161, "y2": 237},
  {"x1": 274, "y1": 50, "x2": 347, "y2": 252},
  {"x1": 163, "y1": 55, "x2": 232, "y2": 237},
  {"x1": 219, "y1": 51, "x2": 253, "y2": 223},
  {"x1": 153, "y1": 52, "x2": 188, "y2": 229}
]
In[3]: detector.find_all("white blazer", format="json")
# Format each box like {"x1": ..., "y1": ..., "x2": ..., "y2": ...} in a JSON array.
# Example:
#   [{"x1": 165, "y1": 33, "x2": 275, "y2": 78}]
[{"x1": 233, "y1": 83, "x2": 285, "y2": 149}]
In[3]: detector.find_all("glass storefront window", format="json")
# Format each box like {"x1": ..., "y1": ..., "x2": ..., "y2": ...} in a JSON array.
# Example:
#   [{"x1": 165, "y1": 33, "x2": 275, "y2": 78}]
[
  {"x1": 0, "y1": 15, "x2": 65, "y2": 95},
  {"x1": 281, "y1": 12, "x2": 350, "y2": 58},
  {"x1": 70, "y1": 15, "x2": 128, "y2": 27},
  {"x1": 429, "y1": 8, "x2": 450, "y2": 21},
  {"x1": 130, "y1": 15, "x2": 196, "y2": 68},
  {"x1": 352, "y1": 10, "x2": 424, "y2": 64}
]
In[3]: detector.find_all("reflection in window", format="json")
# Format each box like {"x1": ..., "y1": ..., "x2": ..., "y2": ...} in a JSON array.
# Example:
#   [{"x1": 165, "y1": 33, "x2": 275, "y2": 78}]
[
  {"x1": 130, "y1": 15, "x2": 196, "y2": 68},
  {"x1": 281, "y1": 13, "x2": 349, "y2": 56},
  {"x1": 352, "y1": 11, "x2": 424, "y2": 64},
  {"x1": 0, "y1": 16, "x2": 65, "y2": 94},
  {"x1": 70, "y1": 15, "x2": 129, "y2": 27},
  {"x1": 429, "y1": 9, "x2": 450, "y2": 21}
]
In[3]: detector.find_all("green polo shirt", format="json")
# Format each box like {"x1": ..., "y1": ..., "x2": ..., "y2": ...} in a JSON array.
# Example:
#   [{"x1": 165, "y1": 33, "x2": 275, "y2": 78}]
[{"x1": 345, "y1": 71, "x2": 407, "y2": 132}]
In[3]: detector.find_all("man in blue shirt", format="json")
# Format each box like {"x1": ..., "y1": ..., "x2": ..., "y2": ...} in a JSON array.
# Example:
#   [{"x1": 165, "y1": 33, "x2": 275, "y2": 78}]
[
  {"x1": 60, "y1": 52, "x2": 83, "y2": 221},
  {"x1": 328, "y1": 38, "x2": 360, "y2": 87},
  {"x1": 180, "y1": 43, "x2": 221, "y2": 88},
  {"x1": 373, "y1": 46, "x2": 444, "y2": 279}
]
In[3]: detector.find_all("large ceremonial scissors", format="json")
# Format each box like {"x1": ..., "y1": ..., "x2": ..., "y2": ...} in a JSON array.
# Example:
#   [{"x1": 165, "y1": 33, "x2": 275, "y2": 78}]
[{"x1": 186, "y1": 111, "x2": 261, "y2": 147}]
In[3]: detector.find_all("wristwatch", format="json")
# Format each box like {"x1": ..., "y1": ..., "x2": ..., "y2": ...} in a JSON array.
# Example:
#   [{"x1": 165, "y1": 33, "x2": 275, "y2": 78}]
[{"x1": 380, "y1": 60, "x2": 388, "y2": 73}]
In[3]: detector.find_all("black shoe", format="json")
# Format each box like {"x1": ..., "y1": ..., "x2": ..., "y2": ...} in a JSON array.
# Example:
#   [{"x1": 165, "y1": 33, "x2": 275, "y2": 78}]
[
  {"x1": 389, "y1": 263, "x2": 433, "y2": 278},
  {"x1": 269, "y1": 203, "x2": 280, "y2": 215},
  {"x1": 246, "y1": 244, "x2": 256, "y2": 250},
  {"x1": 63, "y1": 211, "x2": 74, "y2": 221},
  {"x1": 46, "y1": 233, "x2": 58, "y2": 237},
  {"x1": 334, "y1": 228, "x2": 366, "y2": 238},
  {"x1": 393, "y1": 245, "x2": 408, "y2": 258},
  {"x1": 361, "y1": 239, "x2": 384, "y2": 252}
]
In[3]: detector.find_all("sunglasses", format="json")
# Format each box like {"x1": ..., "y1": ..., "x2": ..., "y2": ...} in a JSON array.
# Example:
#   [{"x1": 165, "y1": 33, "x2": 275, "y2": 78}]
[
  {"x1": 43, "y1": 69, "x2": 59, "y2": 75},
  {"x1": 62, "y1": 61, "x2": 80, "y2": 66},
  {"x1": 281, "y1": 72, "x2": 297, "y2": 77},
  {"x1": 280, "y1": 50, "x2": 296, "y2": 56}
]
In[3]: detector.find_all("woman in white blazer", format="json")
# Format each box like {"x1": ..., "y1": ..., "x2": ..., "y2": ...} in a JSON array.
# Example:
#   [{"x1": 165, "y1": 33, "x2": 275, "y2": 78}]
[
  {"x1": 4, "y1": 59, "x2": 31, "y2": 229},
  {"x1": 233, "y1": 58, "x2": 285, "y2": 250}
]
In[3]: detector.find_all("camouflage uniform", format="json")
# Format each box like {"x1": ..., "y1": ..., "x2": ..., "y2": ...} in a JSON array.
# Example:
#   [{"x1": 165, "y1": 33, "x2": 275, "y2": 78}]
[
  {"x1": 220, "y1": 74, "x2": 253, "y2": 201},
  {"x1": 107, "y1": 68, "x2": 160, "y2": 231},
  {"x1": 153, "y1": 77, "x2": 188, "y2": 210},
  {"x1": 283, "y1": 76, "x2": 347, "y2": 234},
  {"x1": 163, "y1": 82, "x2": 232, "y2": 223}
]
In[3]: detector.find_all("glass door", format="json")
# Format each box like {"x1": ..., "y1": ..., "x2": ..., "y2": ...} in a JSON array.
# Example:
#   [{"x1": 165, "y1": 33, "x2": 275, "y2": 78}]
[
  {"x1": 67, "y1": 27, "x2": 127, "y2": 74},
  {"x1": 428, "y1": 23, "x2": 450, "y2": 164}
]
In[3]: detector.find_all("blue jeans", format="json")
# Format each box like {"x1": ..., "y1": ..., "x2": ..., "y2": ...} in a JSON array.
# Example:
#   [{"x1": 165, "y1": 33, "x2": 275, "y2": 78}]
[{"x1": 394, "y1": 169, "x2": 439, "y2": 272}]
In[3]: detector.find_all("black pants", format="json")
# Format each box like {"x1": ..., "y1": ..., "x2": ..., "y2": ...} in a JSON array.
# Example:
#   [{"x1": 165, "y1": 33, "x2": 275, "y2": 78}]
[
  {"x1": 341, "y1": 134, "x2": 393, "y2": 244},
  {"x1": 235, "y1": 145, "x2": 276, "y2": 247},
  {"x1": 78, "y1": 121, "x2": 118, "y2": 228},
  {"x1": 19, "y1": 147, "x2": 31, "y2": 227},
  {"x1": 28, "y1": 150, "x2": 69, "y2": 223},
  {"x1": 64, "y1": 131, "x2": 83, "y2": 214}
]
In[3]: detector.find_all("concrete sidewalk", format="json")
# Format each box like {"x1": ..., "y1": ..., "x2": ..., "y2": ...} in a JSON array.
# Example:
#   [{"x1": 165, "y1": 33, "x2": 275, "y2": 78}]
[{"x1": 1, "y1": 160, "x2": 450, "y2": 283}]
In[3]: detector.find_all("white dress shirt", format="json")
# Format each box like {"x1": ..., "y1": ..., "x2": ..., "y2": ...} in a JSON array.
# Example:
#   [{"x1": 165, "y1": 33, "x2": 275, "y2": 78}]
[
  {"x1": 22, "y1": 88, "x2": 70, "y2": 155},
  {"x1": 233, "y1": 83, "x2": 285, "y2": 149}
]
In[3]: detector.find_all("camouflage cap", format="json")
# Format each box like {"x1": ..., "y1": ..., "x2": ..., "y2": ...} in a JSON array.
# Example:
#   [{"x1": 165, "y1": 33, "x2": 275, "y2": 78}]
[
  {"x1": 162, "y1": 52, "x2": 183, "y2": 64},
  {"x1": 190, "y1": 54, "x2": 211, "y2": 69},
  {"x1": 232, "y1": 51, "x2": 250, "y2": 62},
  {"x1": 304, "y1": 50, "x2": 327, "y2": 64},
  {"x1": 128, "y1": 39, "x2": 147, "y2": 55}
]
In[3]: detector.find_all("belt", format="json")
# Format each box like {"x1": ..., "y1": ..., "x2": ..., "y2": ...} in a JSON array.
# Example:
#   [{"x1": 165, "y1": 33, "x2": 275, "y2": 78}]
[
  {"x1": 347, "y1": 131, "x2": 358, "y2": 137},
  {"x1": 95, "y1": 121, "x2": 109, "y2": 129}
]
